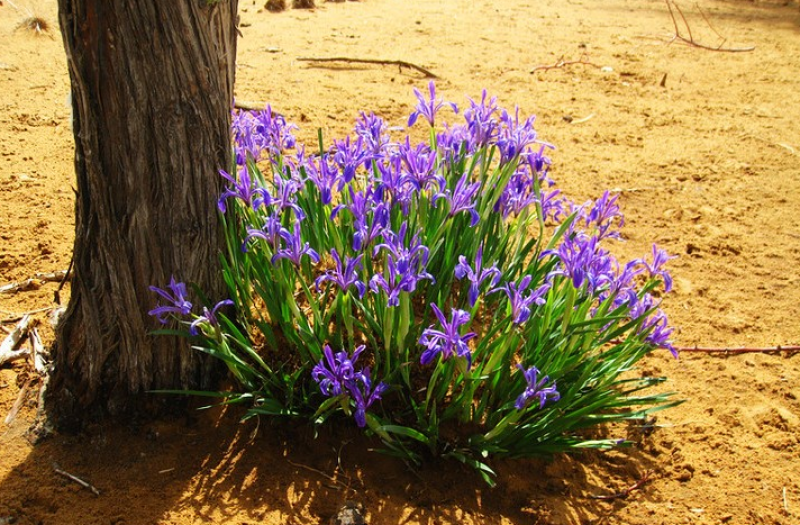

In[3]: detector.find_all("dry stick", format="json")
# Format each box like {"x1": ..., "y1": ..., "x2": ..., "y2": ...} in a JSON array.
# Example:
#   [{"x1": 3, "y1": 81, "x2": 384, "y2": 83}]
[
  {"x1": 53, "y1": 463, "x2": 101, "y2": 496},
  {"x1": 4, "y1": 378, "x2": 32, "y2": 425},
  {"x1": 590, "y1": 471, "x2": 653, "y2": 500},
  {"x1": 531, "y1": 54, "x2": 602, "y2": 73},
  {"x1": 677, "y1": 345, "x2": 800, "y2": 354},
  {"x1": 286, "y1": 459, "x2": 347, "y2": 489},
  {"x1": 0, "y1": 270, "x2": 69, "y2": 295},
  {"x1": 296, "y1": 57, "x2": 439, "y2": 79},
  {"x1": 0, "y1": 315, "x2": 32, "y2": 366},
  {"x1": 664, "y1": 0, "x2": 754, "y2": 53},
  {"x1": 0, "y1": 306, "x2": 59, "y2": 324}
]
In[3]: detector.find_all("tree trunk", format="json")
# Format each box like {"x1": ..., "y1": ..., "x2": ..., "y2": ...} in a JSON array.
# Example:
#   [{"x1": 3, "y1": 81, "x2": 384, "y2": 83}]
[{"x1": 47, "y1": 0, "x2": 239, "y2": 428}]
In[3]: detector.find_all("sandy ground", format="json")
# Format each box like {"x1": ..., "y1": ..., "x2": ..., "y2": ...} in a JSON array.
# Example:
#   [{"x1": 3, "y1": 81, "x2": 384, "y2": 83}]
[{"x1": 1, "y1": 0, "x2": 800, "y2": 523}]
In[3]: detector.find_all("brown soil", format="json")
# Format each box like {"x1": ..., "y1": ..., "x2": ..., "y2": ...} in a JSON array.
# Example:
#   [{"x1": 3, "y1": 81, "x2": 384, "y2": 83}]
[{"x1": 2, "y1": 0, "x2": 800, "y2": 524}]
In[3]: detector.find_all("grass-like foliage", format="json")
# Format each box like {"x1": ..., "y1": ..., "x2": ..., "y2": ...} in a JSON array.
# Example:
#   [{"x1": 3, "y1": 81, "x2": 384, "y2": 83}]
[{"x1": 151, "y1": 83, "x2": 681, "y2": 483}]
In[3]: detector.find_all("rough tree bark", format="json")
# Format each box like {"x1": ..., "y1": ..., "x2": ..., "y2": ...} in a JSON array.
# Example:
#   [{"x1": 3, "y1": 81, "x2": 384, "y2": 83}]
[{"x1": 47, "y1": 0, "x2": 239, "y2": 428}]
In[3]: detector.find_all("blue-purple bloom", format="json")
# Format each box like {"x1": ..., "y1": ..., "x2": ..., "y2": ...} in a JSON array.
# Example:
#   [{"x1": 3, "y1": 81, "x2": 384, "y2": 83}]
[
  {"x1": 433, "y1": 172, "x2": 481, "y2": 226},
  {"x1": 355, "y1": 111, "x2": 391, "y2": 156},
  {"x1": 369, "y1": 256, "x2": 433, "y2": 307},
  {"x1": 374, "y1": 222, "x2": 430, "y2": 277},
  {"x1": 244, "y1": 212, "x2": 288, "y2": 250},
  {"x1": 584, "y1": 191, "x2": 624, "y2": 240},
  {"x1": 399, "y1": 138, "x2": 441, "y2": 192},
  {"x1": 515, "y1": 364, "x2": 560, "y2": 410},
  {"x1": 217, "y1": 167, "x2": 270, "y2": 213},
  {"x1": 454, "y1": 244, "x2": 502, "y2": 307},
  {"x1": 419, "y1": 304, "x2": 477, "y2": 368},
  {"x1": 271, "y1": 221, "x2": 321, "y2": 266},
  {"x1": 462, "y1": 89, "x2": 500, "y2": 148},
  {"x1": 642, "y1": 309, "x2": 677, "y2": 357},
  {"x1": 314, "y1": 249, "x2": 367, "y2": 298},
  {"x1": 148, "y1": 277, "x2": 193, "y2": 323},
  {"x1": 312, "y1": 344, "x2": 388, "y2": 427},
  {"x1": 546, "y1": 235, "x2": 614, "y2": 292},
  {"x1": 497, "y1": 107, "x2": 541, "y2": 164},
  {"x1": 333, "y1": 135, "x2": 371, "y2": 183},
  {"x1": 189, "y1": 299, "x2": 235, "y2": 336},
  {"x1": 643, "y1": 244, "x2": 676, "y2": 292},
  {"x1": 407, "y1": 81, "x2": 458, "y2": 128},
  {"x1": 312, "y1": 344, "x2": 365, "y2": 397},
  {"x1": 349, "y1": 370, "x2": 389, "y2": 428},
  {"x1": 303, "y1": 153, "x2": 341, "y2": 206},
  {"x1": 492, "y1": 274, "x2": 550, "y2": 325}
]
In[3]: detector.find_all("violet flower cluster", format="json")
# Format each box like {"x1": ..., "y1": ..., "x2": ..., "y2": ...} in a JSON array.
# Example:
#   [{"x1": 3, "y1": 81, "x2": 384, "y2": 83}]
[
  {"x1": 312, "y1": 344, "x2": 388, "y2": 427},
  {"x1": 149, "y1": 82, "x2": 680, "y2": 467}
]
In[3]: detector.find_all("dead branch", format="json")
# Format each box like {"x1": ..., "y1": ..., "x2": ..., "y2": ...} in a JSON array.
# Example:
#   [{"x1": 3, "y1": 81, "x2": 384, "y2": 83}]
[
  {"x1": 0, "y1": 270, "x2": 69, "y2": 295},
  {"x1": 296, "y1": 56, "x2": 439, "y2": 79},
  {"x1": 677, "y1": 345, "x2": 800, "y2": 354},
  {"x1": 1, "y1": 306, "x2": 59, "y2": 324},
  {"x1": 53, "y1": 463, "x2": 101, "y2": 496},
  {"x1": 0, "y1": 315, "x2": 32, "y2": 366},
  {"x1": 30, "y1": 327, "x2": 48, "y2": 374},
  {"x1": 664, "y1": 0, "x2": 754, "y2": 52},
  {"x1": 4, "y1": 378, "x2": 32, "y2": 425},
  {"x1": 531, "y1": 54, "x2": 602, "y2": 74},
  {"x1": 590, "y1": 471, "x2": 653, "y2": 500}
]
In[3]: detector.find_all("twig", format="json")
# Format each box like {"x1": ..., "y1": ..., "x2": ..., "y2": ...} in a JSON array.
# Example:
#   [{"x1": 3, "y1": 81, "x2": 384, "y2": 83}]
[
  {"x1": 1, "y1": 306, "x2": 59, "y2": 324},
  {"x1": 590, "y1": 470, "x2": 653, "y2": 500},
  {"x1": 677, "y1": 345, "x2": 800, "y2": 354},
  {"x1": 664, "y1": 0, "x2": 754, "y2": 52},
  {"x1": 0, "y1": 315, "x2": 32, "y2": 366},
  {"x1": 4, "y1": 378, "x2": 32, "y2": 425},
  {"x1": 531, "y1": 54, "x2": 602, "y2": 73},
  {"x1": 0, "y1": 270, "x2": 69, "y2": 295},
  {"x1": 784, "y1": 487, "x2": 790, "y2": 515},
  {"x1": 30, "y1": 327, "x2": 48, "y2": 374},
  {"x1": 296, "y1": 56, "x2": 439, "y2": 79},
  {"x1": 287, "y1": 459, "x2": 346, "y2": 489},
  {"x1": 53, "y1": 463, "x2": 101, "y2": 496}
]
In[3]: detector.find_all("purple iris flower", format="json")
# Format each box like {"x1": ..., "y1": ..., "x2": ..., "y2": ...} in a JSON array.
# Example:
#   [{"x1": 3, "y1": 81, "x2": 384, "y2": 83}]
[
  {"x1": 419, "y1": 303, "x2": 477, "y2": 368},
  {"x1": 376, "y1": 155, "x2": 416, "y2": 214},
  {"x1": 369, "y1": 257, "x2": 433, "y2": 307},
  {"x1": 272, "y1": 175, "x2": 306, "y2": 221},
  {"x1": 312, "y1": 343, "x2": 365, "y2": 397},
  {"x1": 244, "y1": 212, "x2": 288, "y2": 251},
  {"x1": 433, "y1": 172, "x2": 481, "y2": 226},
  {"x1": 314, "y1": 249, "x2": 367, "y2": 298},
  {"x1": 642, "y1": 309, "x2": 678, "y2": 358},
  {"x1": 355, "y1": 111, "x2": 391, "y2": 156},
  {"x1": 217, "y1": 168, "x2": 270, "y2": 213},
  {"x1": 536, "y1": 188, "x2": 566, "y2": 223},
  {"x1": 585, "y1": 191, "x2": 625, "y2": 240},
  {"x1": 333, "y1": 135, "x2": 371, "y2": 184},
  {"x1": 148, "y1": 277, "x2": 193, "y2": 323},
  {"x1": 497, "y1": 107, "x2": 540, "y2": 164},
  {"x1": 303, "y1": 154, "x2": 341, "y2": 206},
  {"x1": 407, "y1": 81, "x2": 458, "y2": 128},
  {"x1": 454, "y1": 245, "x2": 502, "y2": 307},
  {"x1": 374, "y1": 222, "x2": 430, "y2": 277},
  {"x1": 492, "y1": 275, "x2": 550, "y2": 325},
  {"x1": 546, "y1": 235, "x2": 614, "y2": 293},
  {"x1": 312, "y1": 344, "x2": 388, "y2": 427},
  {"x1": 495, "y1": 169, "x2": 537, "y2": 219},
  {"x1": 462, "y1": 89, "x2": 500, "y2": 148},
  {"x1": 251, "y1": 105, "x2": 297, "y2": 157},
  {"x1": 399, "y1": 138, "x2": 442, "y2": 192},
  {"x1": 271, "y1": 221, "x2": 321, "y2": 266},
  {"x1": 189, "y1": 299, "x2": 235, "y2": 336},
  {"x1": 643, "y1": 244, "x2": 676, "y2": 292},
  {"x1": 349, "y1": 369, "x2": 389, "y2": 428},
  {"x1": 515, "y1": 364, "x2": 560, "y2": 410}
]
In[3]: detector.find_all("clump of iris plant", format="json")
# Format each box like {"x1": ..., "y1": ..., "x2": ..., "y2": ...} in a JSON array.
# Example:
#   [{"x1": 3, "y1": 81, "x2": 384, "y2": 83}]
[{"x1": 150, "y1": 83, "x2": 681, "y2": 484}]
